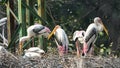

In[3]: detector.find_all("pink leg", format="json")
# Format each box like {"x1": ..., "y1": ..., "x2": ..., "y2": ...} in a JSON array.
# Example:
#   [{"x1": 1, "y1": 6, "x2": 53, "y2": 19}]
[
  {"x1": 58, "y1": 46, "x2": 64, "y2": 56},
  {"x1": 82, "y1": 42, "x2": 88, "y2": 56},
  {"x1": 75, "y1": 40, "x2": 80, "y2": 57}
]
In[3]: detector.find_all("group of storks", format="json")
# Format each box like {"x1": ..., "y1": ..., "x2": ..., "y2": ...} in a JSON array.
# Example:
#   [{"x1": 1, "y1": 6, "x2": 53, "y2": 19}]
[{"x1": 0, "y1": 17, "x2": 109, "y2": 58}]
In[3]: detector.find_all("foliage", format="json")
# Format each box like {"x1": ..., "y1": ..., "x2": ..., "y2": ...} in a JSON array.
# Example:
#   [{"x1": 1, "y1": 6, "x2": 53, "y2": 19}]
[{"x1": 46, "y1": 0, "x2": 120, "y2": 56}]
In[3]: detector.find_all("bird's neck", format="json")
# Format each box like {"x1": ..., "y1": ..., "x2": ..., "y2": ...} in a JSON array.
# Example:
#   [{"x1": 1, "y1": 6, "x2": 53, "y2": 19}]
[
  {"x1": 20, "y1": 36, "x2": 31, "y2": 42},
  {"x1": 96, "y1": 22, "x2": 103, "y2": 32}
]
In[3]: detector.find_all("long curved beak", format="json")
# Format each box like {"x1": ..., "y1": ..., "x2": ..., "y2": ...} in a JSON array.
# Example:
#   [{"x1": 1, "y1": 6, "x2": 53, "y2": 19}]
[
  {"x1": 48, "y1": 27, "x2": 57, "y2": 40},
  {"x1": 101, "y1": 22, "x2": 109, "y2": 36}
]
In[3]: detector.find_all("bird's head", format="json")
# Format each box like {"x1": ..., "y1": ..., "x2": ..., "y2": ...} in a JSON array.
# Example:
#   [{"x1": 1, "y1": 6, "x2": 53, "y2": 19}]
[
  {"x1": 48, "y1": 25, "x2": 60, "y2": 39},
  {"x1": 41, "y1": 27, "x2": 51, "y2": 38},
  {"x1": 94, "y1": 17, "x2": 109, "y2": 36},
  {"x1": 45, "y1": 27, "x2": 51, "y2": 33}
]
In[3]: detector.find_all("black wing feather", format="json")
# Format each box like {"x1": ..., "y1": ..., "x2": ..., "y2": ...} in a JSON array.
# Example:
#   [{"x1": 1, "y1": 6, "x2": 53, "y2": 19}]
[
  {"x1": 85, "y1": 28, "x2": 97, "y2": 43},
  {"x1": 33, "y1": 26, "x2": 45, "y2": 34}
]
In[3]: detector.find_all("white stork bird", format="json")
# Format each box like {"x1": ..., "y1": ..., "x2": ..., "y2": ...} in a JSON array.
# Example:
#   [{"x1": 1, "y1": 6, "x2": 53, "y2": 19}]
[
  {"x1": 48, "y1": 25, "x2": 69, "y2": 56},
  {"x1": 73, "y1": 30, "x2": 85, "y2": 57},
  {"x1": 82, "y1": 17, "x2": 109, "y2": 56},
  {"x1": 19, "y1": 24, "x2": 51, "y2": 54}
]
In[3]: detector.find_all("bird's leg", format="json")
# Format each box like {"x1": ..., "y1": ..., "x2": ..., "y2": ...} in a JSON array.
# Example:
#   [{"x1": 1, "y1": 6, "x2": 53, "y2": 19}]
[
  {"x1": 19, "y1": 42, "x2": 23, "y2": 55},
  {"x1": 82, "y1": 42, "x2": 88, "y2": 56},
  {"x1": 58, "y1": 46, "x2": 64, "y2": 56},
  {"x1": 54, "y1": 39, "x2": 63, "y2": 56},
  {"x1": 75, "y1": 40, "x2": 80, "y2": 57},
  {"x1": 88, "y1": 44, "x2": 94, "y2": 57}
]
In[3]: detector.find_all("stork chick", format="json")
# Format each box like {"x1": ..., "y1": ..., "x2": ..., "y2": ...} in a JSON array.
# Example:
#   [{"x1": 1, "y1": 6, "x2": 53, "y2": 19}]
[{"x1": 23, "y1": 47, "x2": 45, "y2": 58}]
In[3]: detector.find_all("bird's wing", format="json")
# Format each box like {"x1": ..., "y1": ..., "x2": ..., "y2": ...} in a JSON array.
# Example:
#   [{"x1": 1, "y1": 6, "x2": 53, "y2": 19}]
[
  {"x1": 54, "y1": 31, "x2": 62, "y2": 46},
  {"x1": 73, "y1": 30, "x2": 85, "y2": 42},
  {"x1": 73, "y1": 31, "x2": 79, "y2": 41},
  {"x1": 32, "y1": 25, "x2": 45, "y2": 34},
  {"x1": 84, "y1": 24, "x2": 97, "y2": 43},
  {"x1": 55, "y1": 28, "x2": 69, "y2": 47},
  {"x1": 84, "y1": 24, "x2": 98, "y2": 53}
]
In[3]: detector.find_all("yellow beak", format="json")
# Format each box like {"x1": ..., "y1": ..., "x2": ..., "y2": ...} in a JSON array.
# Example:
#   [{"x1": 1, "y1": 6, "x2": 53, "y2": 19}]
[
  {"x1": 101, "y1": 22, "x2": 109, "y2": 36},
  {"x1": 48, "y1": 26, "x2": 58, "y2": 40}
]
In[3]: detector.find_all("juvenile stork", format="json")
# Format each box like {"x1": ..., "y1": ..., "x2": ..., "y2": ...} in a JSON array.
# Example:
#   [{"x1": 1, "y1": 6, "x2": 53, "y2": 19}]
[
  {"x1": 48, "y1": 25, "x2": 69, "y2": 56},
  {"x1": 82, "y1": 17, "x2": 109, "y2": 56},
  {"x1": 73, "y1": 30, "x2": 85, "y2": 57},
  {"x1": 19, "y1": 24, "x2": 51, "y2": 54}
]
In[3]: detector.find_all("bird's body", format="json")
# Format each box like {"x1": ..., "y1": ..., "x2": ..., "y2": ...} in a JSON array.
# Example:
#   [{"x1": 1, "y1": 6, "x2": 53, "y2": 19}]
[
  {"x1": 82, "y1": 17, "x2": 108, "y2": 56},
  {"x1": 23, "y1": 47, "x2": 45, "y2": 58},
  {"x1": 0, "y1": 17, "x2": 8, "y2": 47},
  {"x1": 73, "y1": 30, "x2": 85, "y2": 57},
  {"x1": 48, "y1": 25, "x2": 69, "y2": 56},
  {"x1": 19, "y1": 24, "x2": 51, "y2": 55},
  {"x1": 55, "y1": 28, "x2": 69, "y2": 55}
]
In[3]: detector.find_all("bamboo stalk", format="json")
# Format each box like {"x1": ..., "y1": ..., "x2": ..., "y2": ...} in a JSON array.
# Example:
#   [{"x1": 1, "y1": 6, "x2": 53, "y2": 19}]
[
  {"x1": 26, "y1": 0, "x2": 30, "y2": 25},
  {"x1": 6, "y1": 1, "x2": 11, "y2": 44},
  {"x1": 5, "y1": 4, "x2": 19, "y2": 23}
]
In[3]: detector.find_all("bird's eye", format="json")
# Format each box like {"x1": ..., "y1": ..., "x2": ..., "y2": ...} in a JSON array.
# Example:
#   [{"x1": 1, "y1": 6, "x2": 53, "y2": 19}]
[{"x1": 82, "y1": 32, "x2": 84, "y2": 36}]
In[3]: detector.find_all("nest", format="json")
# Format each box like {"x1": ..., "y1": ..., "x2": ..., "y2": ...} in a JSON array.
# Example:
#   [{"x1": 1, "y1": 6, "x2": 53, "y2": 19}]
[{"x1": 0, "y1": 48, "x2": 120, "y2": 68}]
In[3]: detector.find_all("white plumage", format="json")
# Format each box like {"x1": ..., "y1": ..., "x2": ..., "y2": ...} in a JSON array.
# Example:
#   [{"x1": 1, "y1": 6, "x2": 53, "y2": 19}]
[
  {"x1": 73, "y1": 30, "x2": 85, "y2": 57},
  {"x1": 23, "y1": 47, "x2": 45, "y2": 58},
  {"x1": 20, "y1": 24, "x2": 50, "y2": 42},
  {"x1": 19, "y1": 24, "x2": 51, "y2": 55},
  {"x1": 48, "y1": 25, "x2": 69, "y2": 56},
  {"x1": 82, "y1": 17, "x2": 108, "y2": 56},
  {"x1": 73, "y1": 30, "x2": 85, "y2": 43}
]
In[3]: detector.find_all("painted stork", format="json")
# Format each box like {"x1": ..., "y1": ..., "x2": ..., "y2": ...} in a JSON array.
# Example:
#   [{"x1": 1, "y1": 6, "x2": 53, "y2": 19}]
[
  {"x1": 82, "y1": 17, "x2": 109, "y2": 56},
  {"x1": 73, "y1": 30, "x2": 85, "y2": 57},
  {"x1": 0, "y1": 17, "x2": 8, "y2": 47},
  {"x1": 48, "y1": 25, "x2": 69, "y2": 56},
  {"x1": 19, "y1": 24, "x2": 51, "y2": 54}
]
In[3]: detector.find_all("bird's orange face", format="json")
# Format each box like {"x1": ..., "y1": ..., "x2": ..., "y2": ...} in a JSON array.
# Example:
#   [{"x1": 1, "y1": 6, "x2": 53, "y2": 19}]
[{"x1": 48, "y1": 25, "x2": 60, "y2": 39}]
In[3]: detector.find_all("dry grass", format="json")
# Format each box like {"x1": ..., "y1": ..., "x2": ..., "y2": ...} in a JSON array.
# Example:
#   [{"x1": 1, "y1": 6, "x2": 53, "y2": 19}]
[{"x1": 0, "y1": 48, "x2": 120, "y2": 68}]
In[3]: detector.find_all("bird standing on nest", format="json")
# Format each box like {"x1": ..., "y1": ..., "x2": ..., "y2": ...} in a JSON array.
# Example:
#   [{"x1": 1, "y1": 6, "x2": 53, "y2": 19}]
[
  {"x1": 82, "y1": 17, "x2": 109, "y2": 56},
  {"x1": 19, "y1": 24, "x2": 51, "y2": 55},
  {"x1": 73, "y1": 30, "x2": 85, "y2": 57},
  {"x1": 48, "y1": 25, "x2": 69, "y2": 56}
]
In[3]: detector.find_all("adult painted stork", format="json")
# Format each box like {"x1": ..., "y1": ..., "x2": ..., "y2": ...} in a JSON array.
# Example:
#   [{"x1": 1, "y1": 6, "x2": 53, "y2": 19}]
[
  {"x1": 73, "y1": 30, "x2": 85, "y2": 57},
  {"x1": 19, "y1": 24, "x2": 51, "y2": 54},
  {"x1": 82, "y1": 17, "x2": 109, "y2": 56},
  {"x1": 48, "y1": 25, "x2": 69, "y2": 56}
]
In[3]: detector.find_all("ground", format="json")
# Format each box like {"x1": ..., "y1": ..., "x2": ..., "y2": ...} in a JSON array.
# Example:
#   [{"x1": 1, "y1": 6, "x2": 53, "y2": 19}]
[{"x1": 0, "y1": 48, "x2": 120, "y2": 68}]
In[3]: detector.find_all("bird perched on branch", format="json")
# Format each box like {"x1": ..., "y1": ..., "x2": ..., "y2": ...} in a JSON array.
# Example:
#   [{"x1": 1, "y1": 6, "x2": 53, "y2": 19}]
[
  {"x1": 73, "y1": 30, "x2": 85, "y2": 57},
  {"x1": 48, "y1": 25, "x2": 69, "y2": 56},
  {"x1": 19, "y1": 24, "x2": 51, "y2": 55},
  {"x1": 82, "y1": 17, "x2": 109, "y2": 56}
]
